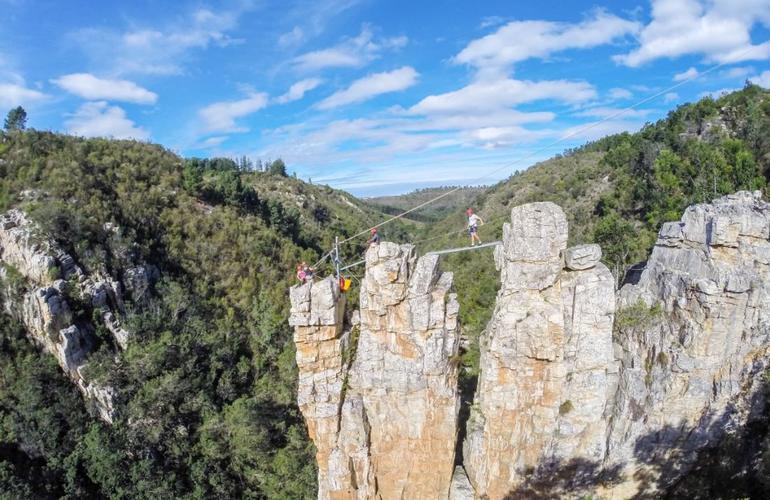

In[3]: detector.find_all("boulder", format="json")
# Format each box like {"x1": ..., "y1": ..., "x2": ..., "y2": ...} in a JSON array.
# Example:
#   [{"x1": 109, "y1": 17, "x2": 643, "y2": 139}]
[{"x1": 564, "y1": 243, "x2": 602, "y2": 270}]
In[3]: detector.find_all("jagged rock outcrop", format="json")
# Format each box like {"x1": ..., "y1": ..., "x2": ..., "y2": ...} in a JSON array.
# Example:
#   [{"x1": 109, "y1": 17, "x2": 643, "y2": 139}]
[
  {"x1": 0, "y1": 209, "x2": 124, "y2": 422},
  {"x1": 462, "y1": 202, "x2": 616, "y2": 498},
  {"x1": 463, "y1": 192, "x2": 770, "y2": 497},
  {"x1": 293, "y1": 192, "x2": 770, "y2": 499},
  {"x1": 289, "y1": 242, "x2": 461, "y2": 499},
  {"x1": 604, "y1": 190, "x2": 770, "y2": 494}
]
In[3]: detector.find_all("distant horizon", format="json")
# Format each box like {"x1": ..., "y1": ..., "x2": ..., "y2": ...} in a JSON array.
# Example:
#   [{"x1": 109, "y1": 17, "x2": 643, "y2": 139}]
[{"x1": 3, "y1": 0, "x2": 769, "y2": 195}]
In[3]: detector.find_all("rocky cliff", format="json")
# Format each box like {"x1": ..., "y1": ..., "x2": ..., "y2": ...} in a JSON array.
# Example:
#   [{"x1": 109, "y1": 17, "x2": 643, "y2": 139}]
[
  {"x1": 0, "y1": 209, "x2": 137, "y2": 423},
  {"x1": 462, "y1": 203, "x2": 616, "y2": 497},
  {"x1": 290, "y1": 242, "x2": 461, "y2": 499},
  {"x1": 605, "y1": 190, "x2": 770, "y2": 495},
  {"x1": 291, "y1": 192, "x2": 770, "y2": 499}
]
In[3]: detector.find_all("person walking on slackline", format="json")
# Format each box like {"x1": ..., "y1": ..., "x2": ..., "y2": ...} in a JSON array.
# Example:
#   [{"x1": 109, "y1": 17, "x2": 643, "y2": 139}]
[{"x1": 466, "y1": 208, "x2": 485, "y2": 246}]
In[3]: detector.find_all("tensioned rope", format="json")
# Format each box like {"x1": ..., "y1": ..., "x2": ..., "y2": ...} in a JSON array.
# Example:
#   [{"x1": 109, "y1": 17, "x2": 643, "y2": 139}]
[{"x1": 336, "y1": 43, "x2": 763, "y2": 248}]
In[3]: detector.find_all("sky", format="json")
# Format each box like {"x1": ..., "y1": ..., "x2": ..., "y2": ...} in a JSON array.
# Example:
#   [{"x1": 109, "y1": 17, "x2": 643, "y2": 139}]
[{"x1": 2, "y1": 0, "x2": 770, "y2": 196}]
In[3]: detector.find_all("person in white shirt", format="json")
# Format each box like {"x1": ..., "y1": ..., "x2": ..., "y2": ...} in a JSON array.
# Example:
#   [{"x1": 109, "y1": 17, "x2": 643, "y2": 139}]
[{"x1": 466, "y1": 208, "x2": 484, "y2": 246}]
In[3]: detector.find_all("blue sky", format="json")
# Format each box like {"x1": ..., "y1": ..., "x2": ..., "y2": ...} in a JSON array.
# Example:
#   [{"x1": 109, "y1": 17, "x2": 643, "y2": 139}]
[{"x1": 2, "y1": 0, "x2": 770, "y2": 196}]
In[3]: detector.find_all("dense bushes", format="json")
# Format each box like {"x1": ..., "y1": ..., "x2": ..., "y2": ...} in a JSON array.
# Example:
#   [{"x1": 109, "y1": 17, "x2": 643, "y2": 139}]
[
  {"x1": 591, "y1": 85, "x2": 769, "y2": 273},
  {"x1": 0, "y1": 130, "x2": 390, "y2": 498}
]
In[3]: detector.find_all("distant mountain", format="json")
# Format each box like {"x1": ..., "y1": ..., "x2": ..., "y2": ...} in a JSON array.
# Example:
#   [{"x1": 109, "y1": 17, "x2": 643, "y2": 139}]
[{"x1": 365, "y1": 186, "x2": 487, "y2": 223}]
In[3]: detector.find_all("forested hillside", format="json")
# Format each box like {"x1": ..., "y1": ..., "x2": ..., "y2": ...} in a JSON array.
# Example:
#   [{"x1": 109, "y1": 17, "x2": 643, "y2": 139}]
[
  {"x1": 1, "y1": 84, "x2": 769, "y2": 498},
  {"x1": 412, "y1": 83, "x2": 770, "y2": 377},
  {"x1": 0, "y1": 131, "x2": 403, "y2": 498},
  {"x1": 366, "y1": 186, "x2": 486, "y2": 223}
]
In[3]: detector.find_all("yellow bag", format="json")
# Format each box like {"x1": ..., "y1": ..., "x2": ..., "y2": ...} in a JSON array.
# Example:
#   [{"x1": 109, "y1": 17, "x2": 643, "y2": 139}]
[{"x1": 340, "y1": 277, "x2": 352, "y2": 292}]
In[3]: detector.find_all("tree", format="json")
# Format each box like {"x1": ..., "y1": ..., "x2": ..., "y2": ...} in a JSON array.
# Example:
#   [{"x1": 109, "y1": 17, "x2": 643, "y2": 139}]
[
  {"x1": 267, "y1": 159, "x2": 287, "y2": 176},
  {"x1": 4, "y1": 106, "x2": 27, "y2": 132}
]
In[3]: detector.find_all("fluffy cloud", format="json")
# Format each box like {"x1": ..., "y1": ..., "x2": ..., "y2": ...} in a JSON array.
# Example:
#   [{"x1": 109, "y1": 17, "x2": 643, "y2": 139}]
[
  {"x1": 673, "y1": 67, "x2": 699, "y2": 81},
  {"x1": 53, "y1": 73, "x2": 157, "y2": 104},
  {"x1": 455, "y1": 10, "x2": 639, "y2": 75},
  {"x1": 573, "y1": 107, "x2": 654, "y2": 119},
  {"x1": 609, "y1": 87, "x2": 633, "y2": 99},
  {"x1": 292, "y1": 25, "x2": 407, "y2": 71},
  {"x1": 70, "y1": 7, "x2": 247, "y2": 75},
  {"x1": 64, "y1": 101, "x2": 149, "y2": 139},
  {"x1": 317, "y1": 67, "x2": 418, "y2": 109},
  {"x1": 751, "y1": 70, "x2": 770, "y2": 88},
  {"x1": 411, "y1": 78, "x2": 596, "y2": 115},
  {"x1": 0, "y1": 82, "x2": 49, "y2": 108},
  {"x1": 278, "y1": 26, "x2": 305, "y2": 48},
  {"x1": 199, "y1": 93, "x2": 269, "y2": 133},
  {"x1": 616, "y1": 0, "x2": 770, "y2": 67},
  {"x1": 664, "y1": 92, "x2": 680, "y2": 102},
  {"x1": 276, "y1": 78, "x2": 323, "y2": 104}
]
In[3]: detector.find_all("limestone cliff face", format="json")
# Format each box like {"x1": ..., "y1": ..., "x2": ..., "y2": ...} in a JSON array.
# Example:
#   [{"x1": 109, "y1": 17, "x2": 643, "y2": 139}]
[
  {"x1": 293, "y1": 192, "x2": 770, "y2": 499},
  {"x1": 462, "y1": 203, "x2": 616, "y2": 497},
  {"x1": 0, "y1": 209, "x2": 128, "y2": 423},
  {"x1": 605, "y1": 190, "x2": 770, "y2": 492},
  {"x1": 289, "y1": 242, "x2": 460, "y2": 499}
]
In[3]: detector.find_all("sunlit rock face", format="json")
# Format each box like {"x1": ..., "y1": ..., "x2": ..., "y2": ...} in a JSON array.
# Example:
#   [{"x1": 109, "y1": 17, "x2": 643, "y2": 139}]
[
  {"x1": 462, "y1": 202, "x2": 616, "y2": 498},
  {"x1": 605, "y1": 191, "x2": 770, "y2": 494},
  {"x1": 292, "y1": 192, "x2": 770, "y2": 499},
  {"x1": 0, "y1": 209, "x2": 118, "y2": 423},
  {"x1": 289, "y1": 242, "x2": 460, "y2": 499}
]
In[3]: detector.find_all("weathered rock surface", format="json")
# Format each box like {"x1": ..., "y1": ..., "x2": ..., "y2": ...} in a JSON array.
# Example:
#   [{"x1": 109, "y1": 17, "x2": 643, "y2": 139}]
[
  {"x1": 604, "y1": 190, "x2": 770, "y2": 494},
  {"x1": 564, "y1": 243, "x2": 602, "y2": 270},
  {"x1": 289, "y1": 242, "x2": 461, "y2": 499},
  {"x1": 293, "y1": 192, "x2": 770, "y2": 498},
  {"x1": 0, "y1": 209, "x2": 122, "y2": 423},
  {"x1": 463, "y1": 202, "x2": 616, "y2": 498}
]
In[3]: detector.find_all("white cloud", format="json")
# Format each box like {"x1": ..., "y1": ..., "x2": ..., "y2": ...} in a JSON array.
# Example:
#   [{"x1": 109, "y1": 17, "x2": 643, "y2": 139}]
[
  {"x1": 723, "y1": 66, "x2": 753, "y2": 78},
  {"x1": 276, "y1": 78, "x2": 323, "y2": 104},
  {"x1": 279, "y1": 26, "x2": 305, "y2": 47},
  {"x1": 53, "y1": 73, "x2": 157, "y2": 104},
  {"x1": 199, "y1": 136, "x2": 229, "y2": 148},
  {"x1": 616, "y1": 0, "x2": 770, "y2": 67},
  {"x1": 292, "y1": 25, "x2": 407, "y2": 71},
  {"x1": 199, "y1": 92, "x2": 269, "y2": 133},
  {"x1": 0, "y1": 82, "x2": 49, "y2": 108},
  {"x1": 317, "y1": 67, "x2": 418, "y2": 109},
  {"x1": 609, "y1": 87, "x2": 633, "y2": 99},
  {"x1": 70, "y1": 7, "x2": 247, "y2": 75},
  {"x1": 673, "y1": 67, "x2": 699, "y2": 81},
  {"x1": 751, "y1": 70, "x2": 770, "y2": 88},
  {"x1": 455, "y1": 10, "x2": 639, "y2": 75},
  {"x1": 64, "y1": 101, "x2": 149, "y2": 139},
  {"x1": 664, "y1": 92, "x2": 680, "y2": 103},
  {"x1": 574, "y1": 106, "x2": 654, "y2": 119},
  {"x1": 411, "y1": 78, "x2": 596, "y2": 115}
]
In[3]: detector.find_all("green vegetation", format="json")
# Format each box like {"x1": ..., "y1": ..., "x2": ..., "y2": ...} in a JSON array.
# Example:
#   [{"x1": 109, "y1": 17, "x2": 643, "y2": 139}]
[
  {"x1": 0, "y1": 129, "x2": 400, "y2": 498},
  {"x1": 614, "y1": 300, "x2": 663, "y2": 335},
  {"x1": 415, "y1": 84, "x2": 770, "y2": 375},
  {"x1": 559, "y1": 400, "x2": 574, "y2": 416},
  {"x1": 0, "y1": 85, "x2": 769, "y2": 498},
  {"x1": 4, "y1": 106, "x2": 27, "y2": 132}
]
